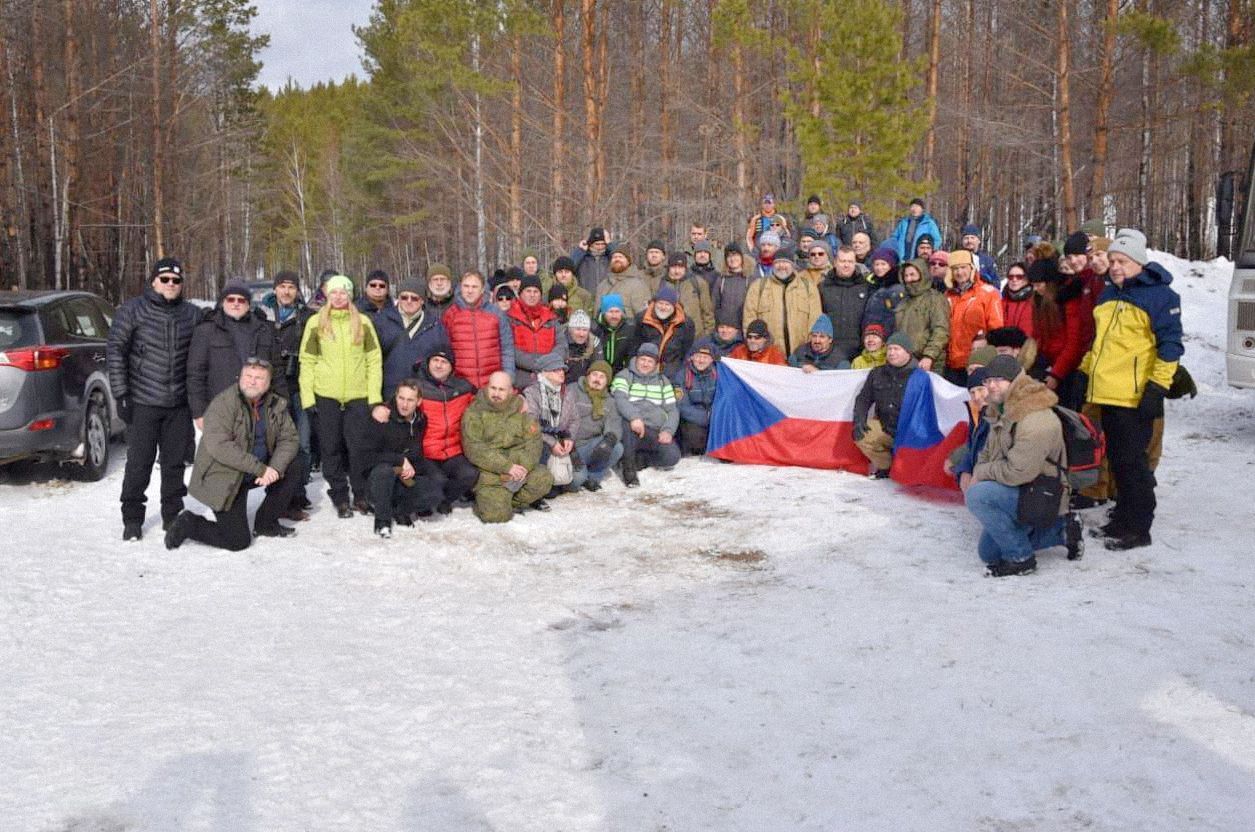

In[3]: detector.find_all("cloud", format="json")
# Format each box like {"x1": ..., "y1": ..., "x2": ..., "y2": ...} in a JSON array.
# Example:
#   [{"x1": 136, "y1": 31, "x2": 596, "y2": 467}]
[{"x1": 253, "y1": 0, "x2": 376, "y2": 90}]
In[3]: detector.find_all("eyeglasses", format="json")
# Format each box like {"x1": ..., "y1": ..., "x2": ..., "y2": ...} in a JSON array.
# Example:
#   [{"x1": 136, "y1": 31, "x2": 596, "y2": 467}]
[
  {"x1": 1008, "y1": 272, "x2": 1027, "y2": 280},
  {"x1": 243, "y1": 356, "x2": 272, "y2": 370},
  {"x1": 157, "y1": 275, "x2": 183, "y2": 285},
  {"x1": 223, "y1": 296, "x2": 249, "y2": 304},
  {"x1": 368, "y1": 282, "x2": 388, "y2": 289},
  {"x1": 397, "y1": 294, "x2": 422, "y2": 302},
  {"x1": 809, "y1": 251, "x2": 827, "y2": 258}
]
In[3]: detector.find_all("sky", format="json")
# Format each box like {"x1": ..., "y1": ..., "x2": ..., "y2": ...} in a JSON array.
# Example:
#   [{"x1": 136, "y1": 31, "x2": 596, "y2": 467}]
[{"x1": 253, "y1": 0, "x2": 377, "y2": 91}]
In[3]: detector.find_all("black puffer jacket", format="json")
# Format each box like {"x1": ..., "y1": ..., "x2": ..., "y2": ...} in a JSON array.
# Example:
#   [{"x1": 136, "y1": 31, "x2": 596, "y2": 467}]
[
  {"x1": 853, "y1": 359, "x2": 918, "y2": 436},
  {"x1": 263, "y1": 295, "x2": 313, "y2": 391},
  {"x1": 819, "y1": 271, "x2": 875, "y2": 360},
  {"x1": 187, "y1": 307, "x2": 285, "y2": 419},
  {"x1": 107, "y1": 287, "x2": 203, "y2": 408},
  {"x1": 354, "y1": 399, "x2": 428, "y2": 475}
]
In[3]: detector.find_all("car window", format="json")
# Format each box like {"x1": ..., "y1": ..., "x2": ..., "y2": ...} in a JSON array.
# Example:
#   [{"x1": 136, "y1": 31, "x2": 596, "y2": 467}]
[
  {"x1": 0, "y1": 310, "x2": 39, "y2": 349},
  {"x1": 40, "y1": 303, "x2": 72, "y2": 343},
  {"x1": 66, "y1": 297, "x2": 108, "y2": 339},
  {"x1": 92, "y1": 297, "x2": 114, "y2": 328}
]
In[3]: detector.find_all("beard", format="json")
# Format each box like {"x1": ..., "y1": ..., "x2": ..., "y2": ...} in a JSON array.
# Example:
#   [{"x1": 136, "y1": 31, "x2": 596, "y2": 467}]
[{"x1": 610, "y1": 261, "x2": 628, "y2": 274}]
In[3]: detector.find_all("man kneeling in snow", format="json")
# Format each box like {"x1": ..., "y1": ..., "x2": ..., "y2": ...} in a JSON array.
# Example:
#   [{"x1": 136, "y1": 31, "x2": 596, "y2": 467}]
[
  {"x1": 964, "y1": 355, "x2": 1083, "y2": 576},
  {"x1": 165, "y1": 357, "x2": 300, "y2": 551}
]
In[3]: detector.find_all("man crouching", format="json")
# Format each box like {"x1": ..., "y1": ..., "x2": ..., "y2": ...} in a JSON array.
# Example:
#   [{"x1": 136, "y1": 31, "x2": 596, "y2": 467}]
[
  {"x1": 361, "y1": 379, "x2": 447, "y2": 538},
  {"x1": 965, "y1": 355, "x2": 1083, "y2": 576},
  {"x1": 166, "y1": 358, "x2": 299, "y2": 550},
  {"x1": 461, "y1": 371, "x2": 554, "y2": 522}
]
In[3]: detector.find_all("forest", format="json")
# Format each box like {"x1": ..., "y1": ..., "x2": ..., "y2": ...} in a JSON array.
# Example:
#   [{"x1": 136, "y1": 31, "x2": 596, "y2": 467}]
[{"x1": 0, "y1": 0, "x2": 1251, "y2": 302}]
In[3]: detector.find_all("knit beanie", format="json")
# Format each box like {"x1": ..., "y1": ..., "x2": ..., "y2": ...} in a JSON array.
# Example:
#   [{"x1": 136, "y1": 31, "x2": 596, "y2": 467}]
[
  {"x1": 152, "y1": 257, "x2": 183, "y2": 280},
  {"x1": 960, "y1": 223, "x2": 981, "y2": 238},
  {"x1": 667, "y1": 252, "x2": 688, "y2": 268},
  {"x1": 520, "y1": 273, "x2": 543, "y2": 293},
  {"x1": 324, "y1": 274, "x2": 354, "y2": 295},
  {"x1": 870, "y1": 246, "x2": 898, "y2": 268},
  {"x1": 968, "y1": 345, "x2": 998, "y2": 368},
  {"x1": 886, "y1": 330, "x2": 914, "y2": 353},
  {"x1": 746, "y1": 319, "x2": 770, "y2": 339},
  {"x1": 273, "y1": 270, "x2": 299, "y2": 289},
  {"x1": 398, "y1": 277, "x2": 425, "y2": 296},
  {"x1": 587, "y1": 226, "x2": 606, "y2": 245},
  {"x1": 967, "y1": 367, "x2": 990, "y2": 389},
  {"x1": 427, "y1": 263, "x2": 452, "y2": 280},
  {"x1": 547, "y1": 283, "x2": 568, "y2": 302},
  {"x1": 809, "y1": 315, "x2": 833, "y2": 337},
  {"x1": 758, "y1": 231, "x2": 782, "y2": 248},
  {"x1": 218, "y1": 279, "x2": 250, "y2": 303},
  {"x1": 600, "y1": 293, "x2": 625, "y2": 314},
  {"x1": 587, "y1": 359, "x2": 612, "y2": 379},
  {"x1": 715, "y1": 306, "x2": 741, "y2": 329},
  {"x1": 655, "y1": 284, "x2": 680, "y2": 305},
  {"x1": 862, "y1": 322, "x2": 886, "y2": 339},
  {"x1": 552, "y1": 255, "x2": 576, "y2": 274},
  {"x1": 1064, "y1": 231, "x2": 1091, "y2": 256},
  {"x1": 568, "y1": 309, "x2": 592, "y2": 330},
  {"x1": 1091, "y1": 237, "x2": 1112, "y2": 252},
  {"x1": 985, "y1": 354, "x2": 1022, "y2": 382},
  {"x1": 636, "y1": 342, "x2": 660, "y2": 359},
  {"x1": 1108, "y1": 228, "x2": 1149, "y2": 265}
]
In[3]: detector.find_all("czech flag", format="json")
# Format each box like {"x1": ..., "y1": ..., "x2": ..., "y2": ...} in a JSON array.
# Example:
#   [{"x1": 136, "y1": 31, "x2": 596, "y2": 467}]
[{"x1": 706, "y1": 359, "x2": 969, "y2": 488}]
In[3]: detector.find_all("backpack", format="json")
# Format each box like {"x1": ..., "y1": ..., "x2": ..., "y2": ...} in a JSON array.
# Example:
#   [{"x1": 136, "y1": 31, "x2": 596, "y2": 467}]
[{"x1": 1052, "y1": 406, "x2": 1105, "y2": 490}]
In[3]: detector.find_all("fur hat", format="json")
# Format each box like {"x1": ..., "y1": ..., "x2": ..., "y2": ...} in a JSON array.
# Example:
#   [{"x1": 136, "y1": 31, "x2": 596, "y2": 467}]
[
  {"x1": 551, "y1": 255, "x2": 576, "y2": 274},
  {"x1": 986, "y1": 326, "x2": 1028, "y2": 349}
]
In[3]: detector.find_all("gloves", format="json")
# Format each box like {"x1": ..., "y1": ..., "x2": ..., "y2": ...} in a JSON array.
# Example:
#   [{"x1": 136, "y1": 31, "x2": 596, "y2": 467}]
[
  {"x1": 116, "y1": 396, "x2": 133, "y2": 426},
  {"x1": 1138, "y1": 382, "x2": 1167, "y2": 419},
  {"x1": 852, "y1": 423, "x2": 867, "y2": 442}
]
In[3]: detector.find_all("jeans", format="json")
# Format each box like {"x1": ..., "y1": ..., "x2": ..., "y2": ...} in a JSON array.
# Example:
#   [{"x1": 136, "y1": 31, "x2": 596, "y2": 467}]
[
  {"x1": 965, "y1": 480, "x2": 1065, "y2": 564},
  {"x1": 575, "y1": 436, "x2": 624, "y2": 486}
]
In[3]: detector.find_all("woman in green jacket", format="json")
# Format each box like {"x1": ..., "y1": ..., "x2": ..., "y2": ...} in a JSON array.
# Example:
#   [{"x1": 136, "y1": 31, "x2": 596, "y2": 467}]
[{"x1": 298, "y1": 274, "x2": 384, "y2": 517}]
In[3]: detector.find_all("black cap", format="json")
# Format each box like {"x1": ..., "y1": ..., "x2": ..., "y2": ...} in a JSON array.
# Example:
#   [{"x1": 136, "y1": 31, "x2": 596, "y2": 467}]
[
  {"x1": 552, "y1": 255, "x2": 576, "y2": 274},
  {"x1": 587, "y1": 226, "x2": 606, "y2": 245},
  {"x1": 273, "y1": 270, "x2": 299, "y2": 289},
  {"x1": 152, "y1": 257, "x2": 183, "y2": 279},
  {"x1": 985, "y1": 354, "x2": 1022, "y2": 382},
  {"x1": 1064, "y1": 231, "x2": 1091, "y2": 256},
  {"x1": 667, "y1": 252, "x2": 688, "y2": 268}
]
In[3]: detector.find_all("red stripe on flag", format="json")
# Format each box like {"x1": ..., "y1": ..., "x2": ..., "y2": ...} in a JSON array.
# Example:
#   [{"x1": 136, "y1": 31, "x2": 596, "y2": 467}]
[
  {"x1": 890, "y1": 422, "x2": 969, "y2": 490},
  {"x1": 708, "y1": 418, "x2": 870, "y2": 473}
]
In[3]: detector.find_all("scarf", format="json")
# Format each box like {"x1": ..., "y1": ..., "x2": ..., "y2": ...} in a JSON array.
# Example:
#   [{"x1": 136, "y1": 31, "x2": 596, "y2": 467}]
[{"x1": 537, "y1": 375, "x2": 564, "y2": 430}]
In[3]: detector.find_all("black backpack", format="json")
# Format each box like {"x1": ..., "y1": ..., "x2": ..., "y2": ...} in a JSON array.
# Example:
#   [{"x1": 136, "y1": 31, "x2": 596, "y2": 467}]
[{"x1": 1052, "y1": 406, "x2": 1105, "y2": 490}]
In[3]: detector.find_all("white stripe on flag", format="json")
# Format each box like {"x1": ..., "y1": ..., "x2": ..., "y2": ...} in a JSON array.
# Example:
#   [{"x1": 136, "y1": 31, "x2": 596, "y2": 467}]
[
  {"x1": 721, "y1": 358, "x2": 869, "y2": 421},
  {"x1": 926, "y1": 372, "x2": 972, "y2": 431}
]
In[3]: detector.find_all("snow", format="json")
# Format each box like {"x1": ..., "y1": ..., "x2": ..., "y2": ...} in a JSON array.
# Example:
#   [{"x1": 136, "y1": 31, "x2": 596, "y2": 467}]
[{"x1": 4, "y1": 253, "x2": 1255, "y2": 831}]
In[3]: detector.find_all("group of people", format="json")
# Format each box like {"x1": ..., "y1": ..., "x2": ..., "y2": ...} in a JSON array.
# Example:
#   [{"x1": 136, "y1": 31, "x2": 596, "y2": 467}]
[{"x1": 105, "y1": 193, "x2": 1183, "y2": 575}]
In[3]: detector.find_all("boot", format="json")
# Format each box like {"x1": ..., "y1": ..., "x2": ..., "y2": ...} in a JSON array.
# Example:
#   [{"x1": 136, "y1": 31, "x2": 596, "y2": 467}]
[
  {"x1": 1064, "y1": 513, "x2": 1084, "y2": 561},
  {"x1": 986, "y1": 556, "x2": 1037, "y2": 577}
]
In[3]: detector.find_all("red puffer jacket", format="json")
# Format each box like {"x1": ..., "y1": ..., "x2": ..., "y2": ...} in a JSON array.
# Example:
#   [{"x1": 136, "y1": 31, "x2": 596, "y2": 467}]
[
  {"x1": 443, "y1": 295, "x2": 513, "y2": 389},
  {"x1": 1001, "y1": 285, "x2": 1035, "y2": 339},
  {"x1": 507, "y1": 298, "x2": 559, "y2": 357},
  {"x1": 415, "y1": 367, "x2": 475, "y2": 461},
  {"x1": 1035, "y1": 277, "x2": 1093, "y2": 382}
]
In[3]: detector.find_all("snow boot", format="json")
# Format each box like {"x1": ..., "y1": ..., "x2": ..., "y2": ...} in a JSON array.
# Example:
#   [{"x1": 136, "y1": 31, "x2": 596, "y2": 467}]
[
  {"x1": 123, "y1": 522, "x2": 143, "y2": 542},
  {"x1": 1104, "y1": 531, "x2": 1152, "y2": 551},
  {"x1": 986, "y1": 556, "x2": 1037, "y2": 577},
  {"x1": 164, "y1": 512, "x2": 192, "y2": 550},
  {"x1": 1065, "y1": 513, "x2": 1084, "y2": 561}
]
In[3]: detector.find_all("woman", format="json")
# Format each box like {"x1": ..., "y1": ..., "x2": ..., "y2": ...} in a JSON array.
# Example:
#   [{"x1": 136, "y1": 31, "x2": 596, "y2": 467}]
[
  {"x1": 1027, "y1": 257, "x2": 1090, "y2": 410},
  {"x1": 298, "y1": 273, "x2": 384, "y2": 517},
  {"x1": 1001, "y1": 262, "x2": 1034, "y2": 338},
  {"x1": 442, "y1": 270, "x2": 516, "y2": 389}
]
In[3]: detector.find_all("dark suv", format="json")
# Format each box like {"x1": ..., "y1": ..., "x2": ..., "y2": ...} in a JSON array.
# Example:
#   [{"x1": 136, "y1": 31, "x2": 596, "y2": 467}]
[{"x1": 0, "y1": 290, "x2": 124, "y2": 479}]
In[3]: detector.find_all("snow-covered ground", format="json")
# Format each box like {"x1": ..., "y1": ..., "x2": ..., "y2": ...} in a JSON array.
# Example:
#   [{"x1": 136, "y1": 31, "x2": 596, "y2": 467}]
[{"x1": 4, "y1": 253, "x2": 1254, "y2": 832}]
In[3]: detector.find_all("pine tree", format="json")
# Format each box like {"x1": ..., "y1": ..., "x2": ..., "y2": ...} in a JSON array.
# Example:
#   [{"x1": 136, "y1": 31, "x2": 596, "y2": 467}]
[{"x1": 784, "y1": 0, "x2": 930, "y2": 222}]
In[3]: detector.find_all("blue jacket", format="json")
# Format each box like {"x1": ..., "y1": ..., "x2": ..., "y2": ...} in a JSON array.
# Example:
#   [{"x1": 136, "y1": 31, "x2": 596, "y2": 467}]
[
  {"x1": 375, "y1": 304, "x2": 452, "y2": 399},
  {"x1": 890, "y1": 213, "x2": 942, "y2": 261},
  {"x1": 673, "y1": 359, "x2": 718, "y2": 428},
  {"x1": 952, "y1": 412, "x2": 991, "y2": 481}
]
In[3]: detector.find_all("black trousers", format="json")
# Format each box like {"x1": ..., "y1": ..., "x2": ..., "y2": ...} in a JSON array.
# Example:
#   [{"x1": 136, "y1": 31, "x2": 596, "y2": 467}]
[
  {"x1": 678, "y1": 422, "x2": 709, "y2": 456},
  {"x1": 367, "y1": 461, "x2": 445, "y2": 525},
  {"x1": 316, "y1": 396, "x2": 369, "y2": 506},
  {"x1": 1102, "y1": 404, "x2": 1158, "y2": 535},
  {"x1": 120, "y1": 403, "x2": 193, "y2": 525},
  {"x1": 622, "y1": 423, "x2": 682, "y2": 471},
  {"x1": 184, "y1": 473, "x2": 299, "y2": 551},
  {"x1": 434, "y1": 454, "x2": 479, "y2": 502}
]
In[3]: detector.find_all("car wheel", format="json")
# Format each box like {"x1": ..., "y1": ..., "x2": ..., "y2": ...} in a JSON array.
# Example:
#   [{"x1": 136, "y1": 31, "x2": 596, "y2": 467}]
[{"x1": 77, "y1": 395, "x2": 110, "y2": 481}]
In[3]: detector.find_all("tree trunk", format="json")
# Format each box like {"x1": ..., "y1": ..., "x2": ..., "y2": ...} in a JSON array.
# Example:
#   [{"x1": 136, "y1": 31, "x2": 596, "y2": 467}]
[
  {"x1": 580, "y1": 0, "x2": 601, "y2": 211},
  {"x1": 1056, "y1": 0, "x2": 1077, "y2": 233},
  {"x1": 471, "y1": 33, "x2": 487, "y2": 272},
  {"x1": 731, "y1": 34, "x2": 749, "y2": 210},
  {"x1": 149, "y1": 0, "x2": 165, "y2": 258},
  {"x1": 922, "y1": 0, "x2": 941, "y2": 183},
  {"x1": 659, "y1": 0, "x2": 674, "y2": 213},
  {"x1": 62, "y1": 0, "x2": 81, "y2": 288},
  {"x1": 1, "y1": 27, "x2": 29, "y2": 289},
  {"x1": 509, "y1": 29, "x2": 523, "y2": 253},
  {"x1": 551, "y1": 0, "x2": 565, "y2": 239},
  {"x1": 1090, "y1": 0, "x2": 1117, "y2": 219}
]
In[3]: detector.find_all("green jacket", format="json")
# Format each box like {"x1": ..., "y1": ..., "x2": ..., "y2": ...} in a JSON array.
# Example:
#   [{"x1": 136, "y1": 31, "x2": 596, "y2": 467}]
[
  {"x1": 190, "y1": 386, "x2": 300, "y2": 512},
  {"x1": 297, "y1": 309, "x2": 383, "y2": 409},
  {"x1": 541, "y1": 275, "x2": 595, "y2": 316},
  {"x1": 461, "y1": 388, "x2": 544, "y2": 477},
  {"x1": 894, "y1": 267, "x2": 951, "y2": 365}
]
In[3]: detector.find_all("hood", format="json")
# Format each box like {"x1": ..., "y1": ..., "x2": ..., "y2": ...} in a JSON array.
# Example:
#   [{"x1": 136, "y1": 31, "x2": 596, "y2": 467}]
[
  {"x1": 1129, "y1": 261, "x2": 1174, "y2": 288},
  {"x1": 900, "y1": 258, "x2": 932, "y2": 296},
  {"x1": 1002, "y1": 372, "x2": 1059, "y2": 423}
]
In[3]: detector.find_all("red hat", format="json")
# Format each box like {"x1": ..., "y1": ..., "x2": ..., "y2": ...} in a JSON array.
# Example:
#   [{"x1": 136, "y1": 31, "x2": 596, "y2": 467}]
[{"x1": 862, "y1": 323, "x2": 886, "y2": 339}]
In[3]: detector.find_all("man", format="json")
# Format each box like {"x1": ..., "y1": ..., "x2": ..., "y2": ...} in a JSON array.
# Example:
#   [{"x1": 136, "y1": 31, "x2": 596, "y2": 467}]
[
  {"x1": 945, "y1": 249, "x2": 1004, "y2": 386},
  {"x1": 424, "y1": 264, "x2": 457, "y2": 318},
  {"x1": 188, "y1": 279, "x2": 285, "y2": 429},
  {"x1": 838, "y1": 202, "x2": 878, "y2": 247},
  {"x1": 508, "y1": 274, "x2": 566, "y2": 389},
  {"x1": 612, "y1": 342, "x2": 681, "y2": 487},
  {"x1": 889, "y1": 198, "x2": 942, "y2": 263},
  {"x1": 850, "y1": 231, "x2": 874, "y2": 267},
  {"x1": 685, "y1": 223, "x2": 725, "y2": 273},
  {"x1": 376, "y1": 277, "x2": 451, "y2": 400},
  {"x1": 818, "y1": 245, "x2": 875, "y2": 360},
  {"x1": 673, "y1": 343, "x2": 718, "y2": 455},
  {"x1": 660, "y1": 251, "x2": 715, "y2": 336},
  {"x1": 360, "y1": 379, "x2": 447, "y2": 537},
  {"x1": 522, "y1": 355, "x2": 584, "y2": 493},
  {"x1": 263, "y1": 270, "x2": 315, "y2": 515},
  {"x1": 712, "y1": 242, "x2": 750, "y2": 330},
  {"x1": 750, "y1": 231, "x2": 781, "y2": 280},
  {"x1": 1078, "y1": 228, "x2": 1182, "y2": 551},
  {"x1": 641, "y1": 240, "x2": 669, "y2": 294},
  {"x1": 945, "y1": 366, "x2": 992, "y2": 492},
  {"x1": 357, "y1": 269, "x2": 393, "y2": 317},
  {"x1": 564, "y1": 309, "x2": 602, "y2": 381},
  {"x1": 594, "y1": 243, "x2": 651, "y2": 315},
  {"x1": 461, "y1": 370, "x2": 554, "y2": 522},
  {"x1": 414, "y1": 349, "x2": 480, "y2": 509},
  {"x1": 569, "y1": 359, "x2": 624, "y2": 491},
  {"x1": 690, "y1": 241, "x2": 719, "y2": 289},
  {"x1": 959, "y1": 223, "x2": 1000, "y2": 285},
  {"x1": 800, "y1": 240, "x2": 832, "y2": 286},
  {"x1": 788, "y1": 315, "x2": 849, "y2": 371},
  {"x1": 891, "y1": 257, "x2": 951, "y2": 372},
  {"x1": 164, "y1": 358, "x2": 300, "y2": 551},
  {"x1": 709, "y1": 311, "x2": 744, "y2": 358},
  {"x1": 571, "y1": 226, "x2": 611, "y2": 294},
  {"x1": 545, "y1": 256, "x2": 594, "y2": 317},
  {"x1": 631, "y1": 283, "x2": 695, "y2": 378},
  {"x1": 729, "y1": 318, "x2": 787, "y2": 365},
  {"x1": 743, "y1": 248, "x2": 824, "y2": 357},
  {"x1": 746, "y1": 192, "x2": 791, "y2": 250},
  {"x1": 852, "y1": 332, "x2": 918, "y2": 478},
  {"x1": 107, "y1": 257, "x2": 202, "y2": 541},
  {"x1": 965, "y1": 355, "x2": 1083, "y2": 576}
]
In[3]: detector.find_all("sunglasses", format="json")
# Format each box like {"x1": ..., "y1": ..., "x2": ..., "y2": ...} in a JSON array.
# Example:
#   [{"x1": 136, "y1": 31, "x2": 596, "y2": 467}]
[
  {"x1": 368, "y1": 282, "x2": 388, "y2": 289},
  {"x1": 157, "y1": 275, "x2": 183, "y2": 285},
  {"x1": 223, "y1": 296, "x2": 249, "y2": 304},
  {"x1": 746, "y1": 334, "x2": 767, "y2": 340},
  {"x1": 397, "y1": 293, "x2": 422, "y2": 302},
  {"x1": 243, "y1": 356, "x2": 272, "y2": 370},
  {"x1": 808, "y1": 251, "x2": 827, "y2": 258}
]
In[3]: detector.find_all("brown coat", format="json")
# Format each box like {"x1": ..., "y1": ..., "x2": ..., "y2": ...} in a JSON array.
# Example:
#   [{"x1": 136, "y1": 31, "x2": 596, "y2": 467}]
[{"x1": 972, "y1": 373, "x2": 1069, "y2": 516}]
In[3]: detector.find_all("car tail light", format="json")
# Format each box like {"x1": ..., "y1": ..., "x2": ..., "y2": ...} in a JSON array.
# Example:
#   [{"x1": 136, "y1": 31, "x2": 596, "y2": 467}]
[
  {"x1": 0, "y1": 346, "x2": 70, "y2": 371},
  {"x1": 27, "y1": 418, "x2": 56, "y2": 431}
]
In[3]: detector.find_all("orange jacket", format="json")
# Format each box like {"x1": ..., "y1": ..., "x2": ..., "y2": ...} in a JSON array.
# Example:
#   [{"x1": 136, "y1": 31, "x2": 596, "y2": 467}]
[
  {"x1": 946, "y1": 280, "x2": 1004, "y2": 369},
  {"x1": 728, "y1": 343, "x2": 787, "y2": 365}
]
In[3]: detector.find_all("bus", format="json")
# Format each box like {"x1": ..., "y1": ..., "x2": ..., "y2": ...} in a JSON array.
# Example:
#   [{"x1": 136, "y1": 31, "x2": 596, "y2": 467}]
[{"x1": 1227, "y1": 141, "x2": 1255, "y2": 388}]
